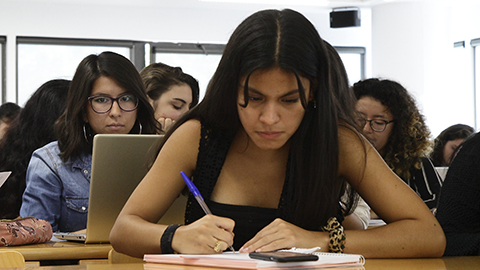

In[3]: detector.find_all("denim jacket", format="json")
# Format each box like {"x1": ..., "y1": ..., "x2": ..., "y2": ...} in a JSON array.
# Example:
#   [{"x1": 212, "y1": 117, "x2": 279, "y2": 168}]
[{"x1": 20, "y1": 141, "x2": 92, "y2": 232}]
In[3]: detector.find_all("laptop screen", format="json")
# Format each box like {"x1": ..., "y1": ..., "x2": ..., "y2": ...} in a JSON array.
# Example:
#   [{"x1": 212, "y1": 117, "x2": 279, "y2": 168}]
[{"x1": 85, "y1": 134, "x2": 163, "y2": 243}]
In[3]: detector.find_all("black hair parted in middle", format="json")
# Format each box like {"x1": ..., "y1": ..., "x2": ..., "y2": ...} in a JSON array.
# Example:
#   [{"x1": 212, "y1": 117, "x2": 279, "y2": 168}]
[{"x1": 159, "y1": 9, "x2": 359, "y2": 230}]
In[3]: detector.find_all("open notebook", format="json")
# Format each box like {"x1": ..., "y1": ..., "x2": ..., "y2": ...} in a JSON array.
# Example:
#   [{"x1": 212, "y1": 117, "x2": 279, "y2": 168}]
[
  {"x1": 55, "y1": 134, "x2": 163, "y2": 243},
  {"x1": 144, "y1": 247, "x2": 365, "y2": 270}
]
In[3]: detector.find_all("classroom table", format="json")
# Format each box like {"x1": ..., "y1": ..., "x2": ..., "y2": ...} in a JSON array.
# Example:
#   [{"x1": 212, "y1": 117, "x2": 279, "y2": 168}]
[
  {"x1": 0, "y1": 241, "x2": 112, "y2": 261},
  {"x1": 3, "y1": 256, "x2": 480, "y2": 269},
  {"x1": 364, "y1": 256, "x2": 480, "y2": 270}
]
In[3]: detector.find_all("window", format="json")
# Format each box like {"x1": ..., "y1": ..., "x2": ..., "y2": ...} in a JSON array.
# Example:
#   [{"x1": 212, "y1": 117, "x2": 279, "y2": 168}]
[
  {"x1": 16, "y1": 37, "x2": 144, "y2": 106},
  {"x1": 472, "y1": 38, "x2": 480, "y2": 129},
  {"x1": 151, "y1": 43, "x2": 365, "y2": 102},
  {"x1": 336, "y1": 46, "x2": 366, "y2": 86},
  {"x1": 0, "y1": 36, "x2": 5, "y2": 103},
  {"x1": 151, "y1": 42, "x2": 225, "y2": 101}
]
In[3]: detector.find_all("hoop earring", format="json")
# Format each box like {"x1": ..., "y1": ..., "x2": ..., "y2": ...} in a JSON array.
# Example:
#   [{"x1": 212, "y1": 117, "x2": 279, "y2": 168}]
[
  {"x1": 138, "y1": 122, "x2": 142, "y2": 134},
  {"x1": 83, "y1": 123, "x2": 90, "y2": 143}
]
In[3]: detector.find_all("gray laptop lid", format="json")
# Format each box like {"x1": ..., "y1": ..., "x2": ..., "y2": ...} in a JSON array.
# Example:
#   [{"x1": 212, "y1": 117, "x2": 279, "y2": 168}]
[{"x1": 85, "y1": 134, "x2": 162, "y2": 243}]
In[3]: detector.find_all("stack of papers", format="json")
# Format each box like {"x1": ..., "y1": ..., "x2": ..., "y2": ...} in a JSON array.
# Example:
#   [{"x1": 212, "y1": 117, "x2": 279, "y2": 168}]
[{"x1": 144, "y1": 249, "x2": 364, "y2": 269}]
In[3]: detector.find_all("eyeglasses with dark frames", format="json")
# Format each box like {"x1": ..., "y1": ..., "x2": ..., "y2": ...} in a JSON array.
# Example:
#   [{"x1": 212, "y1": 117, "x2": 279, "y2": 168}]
[
  {"x1": 358, "y1": 118, "x2": 395, "y2": 132},
  {"x1": 88, "y1": 93, "x2": 139, "y2": 114}
]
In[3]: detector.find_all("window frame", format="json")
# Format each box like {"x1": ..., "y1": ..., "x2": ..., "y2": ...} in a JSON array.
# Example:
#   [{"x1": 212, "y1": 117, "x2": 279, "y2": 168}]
[
  {"x1": 12, "y1": 39, "x2": 366, "y2": 105},
  {"x1": 471, "y1": 38, "x2": 480, "y2": 129},
  {"x1": 0, "y1": 36, "x2": 6, "y2": 103},
  {"x1": 15, "y1": 37, "x2": 146, "y2": 103},
  {"x1": 335, "y1": 46, "x2": 366, "y2": 81},
  {"x1": 150, "y1": 42, "x2": 225, "y2": 64},
  {"x1": 151, "y1": 43, "x2": 365, "y2": 79},
  {"x1": 151, "y1": 42, "x2": 365, "y2": 81},
  {"x1": 150, "y1": 42, "x2": 226, "y2": 101}
]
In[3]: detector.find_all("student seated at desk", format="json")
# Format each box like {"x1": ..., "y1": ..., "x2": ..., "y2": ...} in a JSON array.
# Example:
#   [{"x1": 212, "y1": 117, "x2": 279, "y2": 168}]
[
  {"x1": 110, "y1": 9, "x2": 445, "y2": 258},
  {"x1": 140, "y1": 62, "x2": 200, "y2": 134},
  {"x1": 20, "y1": 52, "x2": 159, "y2": 232},
  {"x1": 0, "y1": 79, "x2": 70, "y2": 219},
  {"x1": 352, "y1": 78, "x2": 442, "y2": 214},
  {"x1": 436, "y1": 131, "x2": 480, "y2": 256},
  {"x1": 430, "y1": 124, "x2": 474, "y2": 167}
]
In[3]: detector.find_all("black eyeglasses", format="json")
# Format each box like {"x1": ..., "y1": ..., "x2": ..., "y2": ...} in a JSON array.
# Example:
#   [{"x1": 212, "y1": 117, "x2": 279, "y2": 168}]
[
  {"x1": 88, "y1": 93, "x2": 138, "y2": 114},
  {"x1": 358, "y1": 118, "x2": 395, "y2": 132}
]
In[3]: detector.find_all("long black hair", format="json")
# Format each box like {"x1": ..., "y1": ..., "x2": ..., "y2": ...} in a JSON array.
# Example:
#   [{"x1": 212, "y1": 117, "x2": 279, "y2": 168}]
[
  {"x1": 0, "y1": 79, "x2": 70, "y2": 218},
  {"x1": 159, "y1": 9, "x2": 358, "y2": 230},
  {"x1": 0, "y1": 102, "x2": 21, "y2": 125}
]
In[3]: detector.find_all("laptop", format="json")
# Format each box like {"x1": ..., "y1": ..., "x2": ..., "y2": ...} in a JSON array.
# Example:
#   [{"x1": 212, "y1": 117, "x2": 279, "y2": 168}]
[{"x1": 55, "y1": 134, "x2": 186, "y2": 243}]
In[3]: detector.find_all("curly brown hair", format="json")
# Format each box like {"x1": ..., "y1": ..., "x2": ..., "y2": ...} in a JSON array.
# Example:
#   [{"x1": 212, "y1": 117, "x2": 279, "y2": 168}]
[{"x1": 353, "y1": 78, "x2": 432, "y2": 180}]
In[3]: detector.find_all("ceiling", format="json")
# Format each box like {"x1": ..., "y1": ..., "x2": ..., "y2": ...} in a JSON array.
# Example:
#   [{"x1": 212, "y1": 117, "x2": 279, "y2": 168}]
[{"x1": 15, "y1": 0, "x2": 404, "y2": 10}]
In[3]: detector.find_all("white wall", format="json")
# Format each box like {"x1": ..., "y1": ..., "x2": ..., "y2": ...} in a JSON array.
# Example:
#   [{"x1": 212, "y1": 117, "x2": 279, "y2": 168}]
[
  {"x1": 0, "y1": 0, "x2": 371, "y2": 104},
  {"x1": 371, "y1": 0, "x2": 480, "y2": 136},
  {"x1": 3, "y1": 0, "x2": 479, "y2": 137}
]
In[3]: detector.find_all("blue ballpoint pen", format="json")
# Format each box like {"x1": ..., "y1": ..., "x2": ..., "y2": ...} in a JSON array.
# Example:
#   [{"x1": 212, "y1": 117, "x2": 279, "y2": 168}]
[{"x1": 180, "y1": 171, "x2": 235, "y2": 252}]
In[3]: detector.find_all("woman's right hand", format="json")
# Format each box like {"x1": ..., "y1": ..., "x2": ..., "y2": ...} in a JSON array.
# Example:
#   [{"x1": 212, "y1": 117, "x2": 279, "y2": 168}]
[{"x1": 171, "y1": 215, "x2": 235, "y2": 254}]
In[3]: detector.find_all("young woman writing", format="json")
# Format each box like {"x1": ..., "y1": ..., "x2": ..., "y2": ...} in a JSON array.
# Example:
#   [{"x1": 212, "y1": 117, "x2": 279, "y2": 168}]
[{"x1": 110, "y1": 9, "x2": 445, "y2": 258}]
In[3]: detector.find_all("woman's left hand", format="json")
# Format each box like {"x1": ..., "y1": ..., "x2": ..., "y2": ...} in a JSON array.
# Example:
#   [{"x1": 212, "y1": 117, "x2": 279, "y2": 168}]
[
  {"x1": 158, "y1": 117, "x2": 174, "y2": 134},
  {"x1": 239, "y1": 218, "x2": 328, "y2": 253}
]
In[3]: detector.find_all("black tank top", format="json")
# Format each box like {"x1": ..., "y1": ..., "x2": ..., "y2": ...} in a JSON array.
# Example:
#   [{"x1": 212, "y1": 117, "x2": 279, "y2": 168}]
[{"x1": 183, "y1": 124, "x2": 341, "y2": 250}]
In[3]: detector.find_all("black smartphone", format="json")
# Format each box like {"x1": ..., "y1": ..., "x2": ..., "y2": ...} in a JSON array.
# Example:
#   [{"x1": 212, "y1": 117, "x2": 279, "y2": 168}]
[{"x1": 249, "y1": 251, "x2": 318, "y2": 262}]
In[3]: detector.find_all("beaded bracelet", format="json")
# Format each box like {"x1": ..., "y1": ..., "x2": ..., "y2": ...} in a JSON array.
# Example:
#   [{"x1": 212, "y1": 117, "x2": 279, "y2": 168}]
[
  {"x1": 322, "y1": 217, "x2": 346, "y2": 253},
  {"x1": 160, "y1": 224, "x2": 182, "y2": 254}
]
